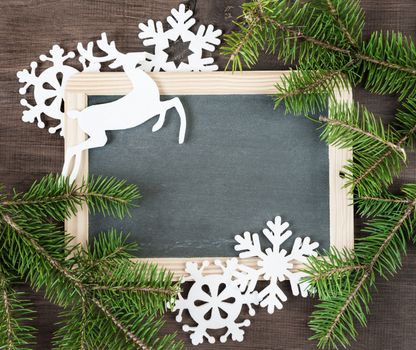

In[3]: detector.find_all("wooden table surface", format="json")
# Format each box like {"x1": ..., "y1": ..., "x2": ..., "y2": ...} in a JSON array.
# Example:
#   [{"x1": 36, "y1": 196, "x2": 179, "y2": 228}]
[{"x1": 0, "y1": 1, "x2": 415, "y2": 349}]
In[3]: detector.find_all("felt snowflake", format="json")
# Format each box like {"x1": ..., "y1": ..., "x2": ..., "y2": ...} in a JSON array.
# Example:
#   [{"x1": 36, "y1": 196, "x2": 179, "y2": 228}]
[
  {"x1": 138, "y1": 4, "x2": 222, "y2": 72},
  {"x1": 17, "y1": 45, "x2": 99, "y2": 136},
  {"x1": 171, "y1": 259, "x2": 260, "y2": 345},
  {"x1": 234, "y1": 216, "x2": 319, "y2": 314}
]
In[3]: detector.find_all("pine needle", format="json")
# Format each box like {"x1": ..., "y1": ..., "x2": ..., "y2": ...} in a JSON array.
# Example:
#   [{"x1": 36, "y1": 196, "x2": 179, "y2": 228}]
[
  {"x1": 0, "y1": 175, "x2": 182, "y2": 350},
  {"x1": 223, "y1": 1, "x2": 416, "y2": 348}
]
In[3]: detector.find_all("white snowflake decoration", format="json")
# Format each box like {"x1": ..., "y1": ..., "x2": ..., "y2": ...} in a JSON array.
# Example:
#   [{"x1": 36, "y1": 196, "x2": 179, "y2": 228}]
[
  {"x1": 17, "y1": 45, "x2": 99, "y2": 135},
  {"x1": 18, "y1": 4, "x2": 221, "y2": 135},
  {"x1": 171, "y1": 259, "x2": 260, "y2": 345},
  {"x1": 138, "y1": 4, "x2": 222, "y2": 72},
  {"x1": 234, "y1": 216, "x2": 319, "y2": 314}
]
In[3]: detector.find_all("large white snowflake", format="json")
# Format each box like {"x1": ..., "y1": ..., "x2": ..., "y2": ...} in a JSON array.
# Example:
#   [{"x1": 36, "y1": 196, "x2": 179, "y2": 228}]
[
  {"x1": 234, "y1": 216, "x2": 319, "y2": 314},
  {"x1": 171, "y1": 259, "x2": 260, "y2": 345},
  {"x1": 138, "y1": 4, "x2": 222, "y2": 72},
  {"x1": 17, "y1": 45, "x2": 99, "y2": 135}
]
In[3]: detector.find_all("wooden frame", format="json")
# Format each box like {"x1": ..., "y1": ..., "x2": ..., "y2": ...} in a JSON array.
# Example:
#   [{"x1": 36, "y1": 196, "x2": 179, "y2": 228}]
[{"x1": 64, "y1": 71, "x2": 354, "y2": 280}]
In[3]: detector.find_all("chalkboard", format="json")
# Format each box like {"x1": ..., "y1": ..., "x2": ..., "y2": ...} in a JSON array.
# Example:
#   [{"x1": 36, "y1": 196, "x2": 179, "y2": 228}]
[
  {"x1": 64, "y1": 71, "x2": 354, "y2": 276},
  {"x1": 88, "y1": 94, "x2": 329, "y2": 257}
]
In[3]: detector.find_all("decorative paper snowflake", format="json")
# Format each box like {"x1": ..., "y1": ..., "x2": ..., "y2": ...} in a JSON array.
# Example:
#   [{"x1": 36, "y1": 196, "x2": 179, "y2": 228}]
[
  {"x1": 17, "y1": 45, "x2": 100, "y2": 135},
  {"x1": 18, "y1": 4, "x2": 221, "y2": 135},
  {"x1": 138, "y1": 4, "x2": 222, "y2": 72},
  {"x1": 234, "y1": 216, "x2": 319, "y2": 314},
  {"x1": 171, "y1": 259, "x2": 260, "y2": 345}
]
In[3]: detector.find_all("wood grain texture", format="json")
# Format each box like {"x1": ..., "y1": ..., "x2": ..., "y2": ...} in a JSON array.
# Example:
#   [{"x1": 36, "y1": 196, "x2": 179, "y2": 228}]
[
  {"x1": 328, "y1": 88, "x2": 354, "y2": 250},
  {"x1": 65, "y1": 71, "x2": 286, "y2": 95},
  {"x1": 0, "y1": 1, "x2": 415, "y2": 349},
  {"x1": 63, "y1": 92, "x2": 89, "y2": 249}
]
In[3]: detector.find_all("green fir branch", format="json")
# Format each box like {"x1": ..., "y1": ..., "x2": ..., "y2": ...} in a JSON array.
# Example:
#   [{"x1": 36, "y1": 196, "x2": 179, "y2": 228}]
[
  {"x1": 304, "y1": 249, "x2": 366, "y2": 298},
  {"x1": 319, "y1": 115, "x2": 402, "y2": 154},
  {"x1": 323, "y1": 203, "x2": 414, "y2": 345},
  {"x1": 86, "y1": 176, "x2": 141, "y2": 218},
  {"x1": 0, "y1": 175, "x2": 181, "y2": 350},
  {"x1": 305, "y1": 185, "x2": 416, "y2": 348},
  {"x1": 79, "y1": 295, "x2": 88, "y2": 350},
  {"x1": 73, "y1": 232, "x2": 180, "y2": 315},
  {"x1": 1, "y1": 211, "x2": 179, "y2": 350},
  {"x1": 223, "y1": 1, "x2": 416, "y2": 348},
  {"x1": 355, "y1": 187, "x2": 415, "y2": 218},
  {"x1": 275, "y1": 65, "x2": 351, "y2": 115},
  {"x1": 320, "y1": 0, "x2": 363, "y2": 48},
  {"x1": 1, "y1": 211, "x2": 78, "y2": 305},
  {"x1": 223, "y1": 0, "x2": 416, "y2": 194},
  {"x1": 2, "y1": 175, "x2": 140, "y2": 221},
  {"x1": 318, "y1": 101, "x2": 415, "y2": 195},
  {"x1": 359, "y1": 31, "x2": 416, "y2": 99},
  {"x1": 223, "y1": 0, "x2": 416, "y2": 91},
  {"x1": 87, "y1": 230, "x2": 137, "y2": 263},
  {"x1": 351, "y1": 103, "x2": 416, "y2": 192},
  {"x1": 0, "y1": 266, "x2": 35, "y2": 350}
]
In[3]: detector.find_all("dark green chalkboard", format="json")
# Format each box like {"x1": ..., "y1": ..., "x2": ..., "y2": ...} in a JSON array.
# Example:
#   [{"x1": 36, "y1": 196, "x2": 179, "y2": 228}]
[{"x1": 88, "y1": 94, "x2": 329, "y2": 257}]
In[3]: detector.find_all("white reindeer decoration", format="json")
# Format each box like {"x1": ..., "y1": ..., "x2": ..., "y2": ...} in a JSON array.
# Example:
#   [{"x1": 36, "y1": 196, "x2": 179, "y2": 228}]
[{"x1": 62, "y1": 33, "x2": 187, "y2": 182}]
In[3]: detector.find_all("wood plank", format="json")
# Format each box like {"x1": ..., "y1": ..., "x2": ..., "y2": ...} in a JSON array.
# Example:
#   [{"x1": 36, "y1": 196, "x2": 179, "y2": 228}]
[
  {"x1": 65, "y1": 71, "x2": 285, "y2": 95},
  {"x1": 63, "y1": 92, "x2": 89, "y2": 249},
  {"x1": 329, "y1": 88, "x2": 354, "y2": 250},
  {"x1": 0, "y1": 1, "x2": 414, "y2": 349}
]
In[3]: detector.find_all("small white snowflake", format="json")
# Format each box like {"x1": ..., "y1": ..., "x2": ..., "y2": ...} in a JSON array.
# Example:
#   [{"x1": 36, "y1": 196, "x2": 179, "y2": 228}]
[
  {"x1": 138, "y1": 4, "x2": 222, "y2": 72},
  {"x1": 234, "y1": 216, "x2": 319, "y2": 314},
  {"x1": 171, "y1": 259, "x2": 260, "y2": 345},
  {"x1": 17, "y1": 45, "x2": 99, "y2": 135}
]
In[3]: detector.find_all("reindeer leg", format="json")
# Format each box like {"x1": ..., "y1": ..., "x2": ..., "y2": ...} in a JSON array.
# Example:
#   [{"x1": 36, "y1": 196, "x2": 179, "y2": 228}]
[
  {"x1": 152, "y1": 108, "x2": 166, "y2": 132},
  {"x1": 68, "y1": 131, "x2": 108, "y2": 183},
  {"x1": 160, "y1": 97, "x2": 187, "y2": 143},
  {"x1": 62, "y1": 148, "x2": 76, "y2": 178}
]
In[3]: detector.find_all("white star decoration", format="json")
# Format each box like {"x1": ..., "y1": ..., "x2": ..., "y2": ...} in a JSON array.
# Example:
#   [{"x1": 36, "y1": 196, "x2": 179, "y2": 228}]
[{"x1": 138, "y1": 4, "x2": 222, "y2": 72}]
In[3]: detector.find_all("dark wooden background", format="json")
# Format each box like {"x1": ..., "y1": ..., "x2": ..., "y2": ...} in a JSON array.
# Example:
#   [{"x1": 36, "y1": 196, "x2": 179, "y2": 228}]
[{"x1": 0, "y1": 1, "x2": 415, "y2": 349}]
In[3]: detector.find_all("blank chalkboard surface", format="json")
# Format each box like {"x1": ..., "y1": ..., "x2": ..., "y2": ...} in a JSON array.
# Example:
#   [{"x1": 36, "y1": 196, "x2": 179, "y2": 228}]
[
  {"x1": 64, "y1": 71, "x2": 354, "y2": 277},
  {"x1": 88, "y1": 94, "x2": 329, "y2": 257}
]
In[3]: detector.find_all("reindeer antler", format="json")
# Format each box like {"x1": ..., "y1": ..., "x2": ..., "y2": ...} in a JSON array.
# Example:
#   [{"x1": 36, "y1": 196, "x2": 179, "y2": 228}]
[
  {"x1": 96, "y1": 33, "x2": 123, "y2": 57},
  {"x1": 77, "y1": 32, "x2": 123, "y2": 63}
]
